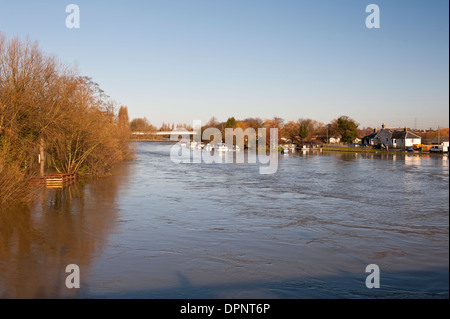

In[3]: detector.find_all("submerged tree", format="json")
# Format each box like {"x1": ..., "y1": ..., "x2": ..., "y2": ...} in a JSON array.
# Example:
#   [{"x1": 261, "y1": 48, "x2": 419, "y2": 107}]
[{"x1": 0, "y1": 33, "x2": 132, "y2": 205}]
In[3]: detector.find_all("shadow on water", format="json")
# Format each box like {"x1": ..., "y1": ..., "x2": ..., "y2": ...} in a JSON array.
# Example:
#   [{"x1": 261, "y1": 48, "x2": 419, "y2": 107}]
[
  {"x1": 0, "y1": 163, "x2": 131, "y2": 298},
  {"x1": 79, "y1": 268, "x2": 449, "y2": 299}
]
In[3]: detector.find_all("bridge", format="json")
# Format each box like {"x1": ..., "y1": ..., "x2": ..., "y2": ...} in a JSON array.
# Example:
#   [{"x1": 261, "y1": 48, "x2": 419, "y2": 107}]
[{"x1": 132, "y1": 131, "x2": 198, "y2": 136}]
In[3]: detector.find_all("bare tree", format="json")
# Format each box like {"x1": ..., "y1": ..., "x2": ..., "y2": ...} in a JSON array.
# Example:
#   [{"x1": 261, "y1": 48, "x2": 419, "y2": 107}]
[{"x1": 0, "y1": 33, "x2": 133, "y2": 204}]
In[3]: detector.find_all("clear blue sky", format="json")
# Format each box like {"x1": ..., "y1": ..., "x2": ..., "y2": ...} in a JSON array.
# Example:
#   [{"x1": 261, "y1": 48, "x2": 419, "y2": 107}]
[{"x1": 0, "y1": 0, "x2": 448, "y2": 129}]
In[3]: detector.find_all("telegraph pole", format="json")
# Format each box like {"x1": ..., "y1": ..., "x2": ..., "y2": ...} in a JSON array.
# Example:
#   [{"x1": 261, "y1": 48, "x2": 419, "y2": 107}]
[{"x1": 438, "y1": 126, "x2": 440, "y2": 144}]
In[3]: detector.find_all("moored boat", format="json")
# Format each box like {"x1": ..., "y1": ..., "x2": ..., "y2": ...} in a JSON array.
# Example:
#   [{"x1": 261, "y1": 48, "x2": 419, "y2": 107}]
[{"x1": 216, "y1": 143, "x2": 229, "y2": 152}]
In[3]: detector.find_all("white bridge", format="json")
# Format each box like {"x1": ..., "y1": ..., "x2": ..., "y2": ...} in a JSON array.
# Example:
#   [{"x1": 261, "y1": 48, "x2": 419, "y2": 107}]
[{"x1": 132, "y1": 131, "x2": 198, "y2": 136}]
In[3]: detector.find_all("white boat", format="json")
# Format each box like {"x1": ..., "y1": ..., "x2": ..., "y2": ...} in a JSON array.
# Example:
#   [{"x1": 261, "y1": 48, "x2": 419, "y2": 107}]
[
  {"x1": 215, "y1": 143, "x2": 229, "y2": 152},
  {"x1": 196, "y1": 142, "x2": 205, "y2": 150},
  {"x1": 228, "y1": 145, "x2": 241, "y2": 152}
]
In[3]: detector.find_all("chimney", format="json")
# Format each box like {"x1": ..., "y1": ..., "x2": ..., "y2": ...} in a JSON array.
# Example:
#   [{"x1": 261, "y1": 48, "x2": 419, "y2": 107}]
[
  {"x1": 404, "y1": 127, "x2": 407, "y2": 132},
  {"x1": 382, "y1": 123, "x2": 385, "y2": 129}
]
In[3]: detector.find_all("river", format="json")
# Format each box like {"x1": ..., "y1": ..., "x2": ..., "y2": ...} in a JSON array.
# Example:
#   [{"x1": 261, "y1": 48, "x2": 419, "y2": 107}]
[{"x1": 0, "y1": 142, "x2": 448, "y2": 298}]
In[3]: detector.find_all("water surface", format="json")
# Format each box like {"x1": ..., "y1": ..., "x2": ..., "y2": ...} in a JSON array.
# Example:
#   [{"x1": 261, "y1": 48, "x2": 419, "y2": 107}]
[{"x1": 1, "y1": 142, "x2": 448, "y2": 298}]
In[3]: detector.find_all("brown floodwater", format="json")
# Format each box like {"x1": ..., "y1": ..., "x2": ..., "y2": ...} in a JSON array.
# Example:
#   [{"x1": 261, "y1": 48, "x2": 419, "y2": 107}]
[{"x1": 0, "y1": 142, "x2": 448, "y2": 298}]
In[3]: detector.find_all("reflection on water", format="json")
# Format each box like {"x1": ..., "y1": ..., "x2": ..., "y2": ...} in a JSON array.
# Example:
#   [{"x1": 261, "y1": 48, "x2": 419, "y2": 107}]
[
  {"x1": 0, "y1": 143, "x2": 448, "y2": 298},
  {"x1": 0, "y1": 164, "x2": 130, "y2": 298}
]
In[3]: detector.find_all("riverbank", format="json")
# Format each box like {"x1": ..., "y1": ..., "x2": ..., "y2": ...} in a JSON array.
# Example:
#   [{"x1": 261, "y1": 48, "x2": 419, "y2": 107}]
[{"x1": 321, "y1": 146, "x2": 446, "y2": 156}]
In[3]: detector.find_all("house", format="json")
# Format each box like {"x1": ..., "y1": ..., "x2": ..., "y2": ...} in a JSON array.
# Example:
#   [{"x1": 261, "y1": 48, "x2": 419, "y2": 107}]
[
  {"x1": 362, "y1": 124, "x2": 422, "y2": 148},
  {"x1": 391, "y1": 128, "x2": 421, "y2": 148},
  {"x1": 431, "y1": 135, "x2": 449, "y2": 145},
  {"x1": 328, "y1": 137, "x2": 340, "y2": 144},
  {"x1": 362, "y1": 130, "x2": 378, "y2": 145},
  {"x1": 362, "y1": 124, "x2": 392, "y2": 146}
]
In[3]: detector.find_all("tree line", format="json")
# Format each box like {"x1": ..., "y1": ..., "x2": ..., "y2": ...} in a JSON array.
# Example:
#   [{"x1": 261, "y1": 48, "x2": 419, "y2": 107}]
[
  {"x1": 131, "y1": 115, "x2": 363, "y2": 144},
  {"x1": 0, "y1": 34, "x2": 131, "y2": 206}
]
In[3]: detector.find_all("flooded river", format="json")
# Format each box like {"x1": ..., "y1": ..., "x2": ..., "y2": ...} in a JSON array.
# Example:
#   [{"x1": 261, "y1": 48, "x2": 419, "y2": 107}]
[{"x1": 0, "y1": 142, "x2": 448, "y2": 298}]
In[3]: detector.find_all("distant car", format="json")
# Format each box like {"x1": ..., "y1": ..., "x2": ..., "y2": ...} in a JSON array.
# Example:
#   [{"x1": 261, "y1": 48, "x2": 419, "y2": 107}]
[
  {"x1": 406, "y1": 147, "x2": 414, "y2": 152},
  {"x1": 429, "y1": 145, "x2": 444, "y2": 153}
]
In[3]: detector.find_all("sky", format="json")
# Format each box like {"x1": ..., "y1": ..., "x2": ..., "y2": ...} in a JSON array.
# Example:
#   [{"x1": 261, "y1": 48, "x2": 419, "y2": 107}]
[{"x1": 0, "y1": 0, "x2": 448, "y2": 129}]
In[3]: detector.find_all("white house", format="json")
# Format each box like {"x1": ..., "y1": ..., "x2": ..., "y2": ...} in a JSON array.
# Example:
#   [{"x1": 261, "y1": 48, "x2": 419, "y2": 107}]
[
  {"x1": 363, "y1": 124, "x2": 422, "y2": 148},
  {"x1": 328, "y1": 137, "x2": 340, "y2": 144},
  {"x1": 391, "y1": 128, "x2": 421, "y2": 148}
]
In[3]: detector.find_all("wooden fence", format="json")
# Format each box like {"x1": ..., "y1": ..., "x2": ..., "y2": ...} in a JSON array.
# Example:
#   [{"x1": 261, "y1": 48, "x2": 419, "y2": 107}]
[{"x1": 29, "y1": 173, "x2": 76, "y2": 189}]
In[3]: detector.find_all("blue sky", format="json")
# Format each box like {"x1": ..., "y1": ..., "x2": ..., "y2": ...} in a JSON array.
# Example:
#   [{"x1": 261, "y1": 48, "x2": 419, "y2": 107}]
[{"x1": 0, "y1": 0, "x2": 448, "y2": 129}]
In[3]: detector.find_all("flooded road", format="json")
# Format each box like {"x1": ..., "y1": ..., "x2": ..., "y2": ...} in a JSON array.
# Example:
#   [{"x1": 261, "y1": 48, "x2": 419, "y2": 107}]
[{"x1": 1, "y1": 142, "x2": 448, "y2": 298}]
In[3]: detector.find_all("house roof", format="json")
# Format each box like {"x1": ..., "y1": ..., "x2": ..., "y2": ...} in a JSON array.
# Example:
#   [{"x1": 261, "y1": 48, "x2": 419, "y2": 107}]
[
  {"x1": 363, "y1": 128, "x2": 422, "y2": 140},
  {"x1": 364, "y1": 131, "x2": 378, "y2": 139},
  {"x1": 379, "y1": 129, "x2": 393, "y2": 138},
  {"x1": 391, "y1": 130, "x2": 421, "y2": 139},
  {"x1": 431, "y1": 136, "x2": 449, "y2": 143},
  {"x1": 363, "y1": 128, "x2": 393, "y2": 139}
]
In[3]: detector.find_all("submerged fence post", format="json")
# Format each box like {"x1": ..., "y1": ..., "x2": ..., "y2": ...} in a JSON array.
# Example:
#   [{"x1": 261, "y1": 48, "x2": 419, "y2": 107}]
[{"x1": 39, "y1": 137, "x2": 45, "y2": 176}]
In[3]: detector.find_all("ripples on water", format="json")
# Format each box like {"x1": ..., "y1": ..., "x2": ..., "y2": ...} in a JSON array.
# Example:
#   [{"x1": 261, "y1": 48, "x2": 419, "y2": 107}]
[{"x1": 0, "y1": 142, "x2": 448, "y2": 298}]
